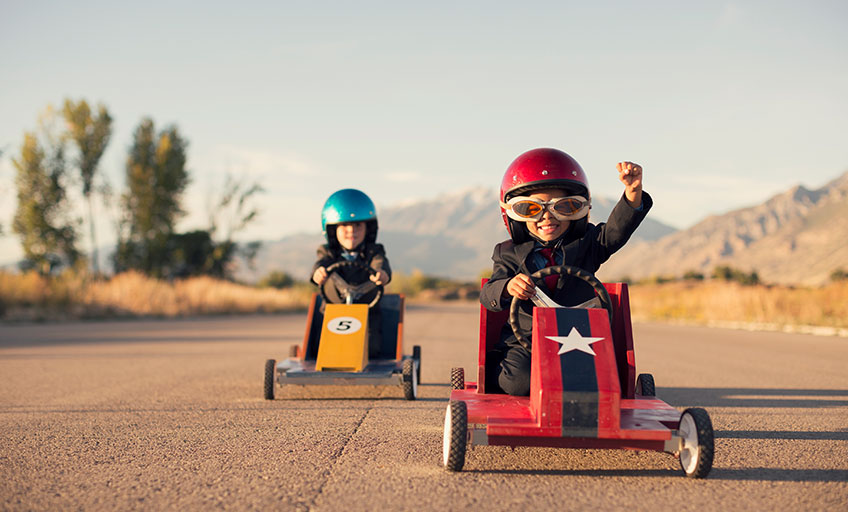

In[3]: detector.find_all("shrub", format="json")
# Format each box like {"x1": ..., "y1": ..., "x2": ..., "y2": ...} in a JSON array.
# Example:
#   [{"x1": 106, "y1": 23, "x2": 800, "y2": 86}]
[
  {"x1": 387, "y1": 270, "x2": 472, "y2": 297},
  {"x1": 636, "y1": 274, "x2": 676, "y2": 285},
  {"x1": 831, "y1": 268, "x2": 848, "y2": 282},
  {"x1": 259, "y1": 270, "x2": 295, "y2": 289},
  {"x1": 682, "y1": 270, "x2": 705, "y2": 281},
  {"x1": 712, "y1": 265, "x2": 759, "y2": 286}
]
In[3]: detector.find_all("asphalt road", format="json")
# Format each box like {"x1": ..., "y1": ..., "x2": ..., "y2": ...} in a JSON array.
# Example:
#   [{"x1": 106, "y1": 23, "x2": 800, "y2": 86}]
[{"x1": 1, "y1": 302, "x2": 846, "y2": 511}]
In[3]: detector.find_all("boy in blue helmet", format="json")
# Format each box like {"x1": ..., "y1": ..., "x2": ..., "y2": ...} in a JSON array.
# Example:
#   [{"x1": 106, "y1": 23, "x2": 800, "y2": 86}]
[
  {"x1": 311, "y1": 189, "x2": 392, "y2": 358},
  {"x1": 480, "y1": 148, "x2": 652, "y2": 396}
]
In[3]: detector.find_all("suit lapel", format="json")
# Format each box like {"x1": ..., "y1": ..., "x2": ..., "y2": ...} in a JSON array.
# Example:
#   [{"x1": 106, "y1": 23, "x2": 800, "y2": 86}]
[
  {"x1": 560, "y1": 239, "x2": 580, "y2": 267},
  {"x1": 513, "y1": 241, "x2": 535, "y2": 274}
]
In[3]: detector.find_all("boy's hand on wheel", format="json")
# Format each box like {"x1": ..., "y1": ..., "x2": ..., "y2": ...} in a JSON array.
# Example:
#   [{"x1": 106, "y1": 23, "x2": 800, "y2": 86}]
[
  {"x1": 312, "y1": 267, "x2": 328, "y2": 285},
  {"x1": 370, "y1": 270, "x2": 389, "y2": 285},
  {"x1": 506, "y1": 274, "x2": 536, "y2": 300}
]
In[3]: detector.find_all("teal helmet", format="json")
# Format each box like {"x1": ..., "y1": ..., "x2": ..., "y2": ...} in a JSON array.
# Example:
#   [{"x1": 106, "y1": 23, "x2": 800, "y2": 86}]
[{"x1": 321, "y1": 189, "x2": 379, "y2": 247}]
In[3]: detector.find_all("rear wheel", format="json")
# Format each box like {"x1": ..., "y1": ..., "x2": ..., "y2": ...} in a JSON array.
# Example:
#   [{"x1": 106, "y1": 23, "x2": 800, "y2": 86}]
[
  {"x1": 263, "y1": 359, "x2": 276, "y2": 400},
  {"x1": 450, "y1": 367, "x2": 465, "y2": 390},
  {"x1": 402, "y1": 358, "x2": 418, "y2": 400},
  {"x1": 412, "y1": 345, "x2": 422, "y2": 383},
  {"x1": 443, "y1": 401, "x2": 468, "y2": 471},
  {"x1": 636, "y1": 373, "x2": 655, "y2": 396},
  {"x1": 678, "y1": 408, "x2": 714, "y2": 478}
]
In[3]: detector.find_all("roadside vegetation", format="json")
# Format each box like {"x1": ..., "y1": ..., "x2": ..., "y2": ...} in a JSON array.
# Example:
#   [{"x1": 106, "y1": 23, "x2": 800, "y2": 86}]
[
  {"x1": 0, "y1": 270, "x2": 313, "y2": 321},
  {"x1": 0, "y1": 269, "x2": 474, "y2": 321},
  {"x1": 2, "y1": 101, "x2": 845, "y2": 333},
  {"x1": 626, "y1": 265, "x2": 848, "y2": 331},
  {"x1": 7, "y1": 98, "x2": 263, "y2": 282},
  {"x1": 629, "y1": 280, "x2": 848, "y2": 330},
  {"x1": 2, "y1": 266, "x2": 846, "y2": 333}
]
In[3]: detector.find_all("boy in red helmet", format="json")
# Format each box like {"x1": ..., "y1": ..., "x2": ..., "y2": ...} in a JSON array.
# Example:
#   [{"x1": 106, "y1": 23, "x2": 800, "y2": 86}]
[{"x1": 480, "y1": 148, "x2": 651, "y2": 396}]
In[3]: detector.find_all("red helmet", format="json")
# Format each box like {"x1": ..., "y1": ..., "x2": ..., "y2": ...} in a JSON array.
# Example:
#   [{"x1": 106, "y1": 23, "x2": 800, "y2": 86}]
[{"x1": 499, "y1": 148, "x2": 591, "y2": 243}]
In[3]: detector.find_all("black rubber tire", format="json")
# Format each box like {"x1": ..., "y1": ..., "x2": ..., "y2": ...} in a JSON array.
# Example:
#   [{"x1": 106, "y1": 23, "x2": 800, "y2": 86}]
[
  {"x1": 678, "y1": 408, "x2": 714, "y2": 478},
  {"x1": 289, "y1": 344, "x2": 299, "y2": 358},
  {"x1": 450, "y1": 367, "x2": 465, "y2": 390},
  {"x1": 402, "y1": 358, "x2": 417, "y2": 400},
  {"x1": 443, "y1": 401, "x2": 468, "y2": 471},
  {"x1": 264, "y1": 359, "x2": 276, "y2": 400},
  {"x1": 636, "y1": 373, "x2": 656, "y2": 396},
  {"x1": 412, "y1": 345, "x2": 422, "y2": 384}
]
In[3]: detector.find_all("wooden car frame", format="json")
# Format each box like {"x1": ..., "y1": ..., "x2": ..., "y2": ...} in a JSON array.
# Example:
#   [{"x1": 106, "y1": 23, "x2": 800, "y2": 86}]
[
  {"x1": 443, "y1": 268, "x2": 714, "y2": 478},
  {"x1": 264, "y1": 261, "x2": 420, "y2": 400}
]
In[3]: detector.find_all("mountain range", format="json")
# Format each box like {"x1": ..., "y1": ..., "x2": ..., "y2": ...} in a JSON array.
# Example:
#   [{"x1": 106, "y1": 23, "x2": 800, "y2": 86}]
[
  {"x1": 246, "y1": 170, "x2": 848, "y2": 286},
  {"x1": 241, "y1": 188, "x2": 677, "y2": 283},
  {"x1": 596, "y1": 171, "x2": 848, "y2": 286}
]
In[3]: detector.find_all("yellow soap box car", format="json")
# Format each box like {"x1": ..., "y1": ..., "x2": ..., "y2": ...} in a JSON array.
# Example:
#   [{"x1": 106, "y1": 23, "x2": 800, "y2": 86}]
[{"x1": 264, "y1": 261, "x2": 421, "y2": 400}]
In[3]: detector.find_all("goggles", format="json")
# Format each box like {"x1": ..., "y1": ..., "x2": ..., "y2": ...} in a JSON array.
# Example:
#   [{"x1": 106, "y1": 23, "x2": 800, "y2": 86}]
[{"x1": 501, "y1": 195, "x2": 590, "y2": 222}]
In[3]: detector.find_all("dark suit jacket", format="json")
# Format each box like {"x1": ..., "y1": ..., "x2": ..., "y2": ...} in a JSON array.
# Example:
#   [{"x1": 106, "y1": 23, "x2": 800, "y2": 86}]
[{"x1": 480, "y1": 192, "x2": 652, "y2": 347}]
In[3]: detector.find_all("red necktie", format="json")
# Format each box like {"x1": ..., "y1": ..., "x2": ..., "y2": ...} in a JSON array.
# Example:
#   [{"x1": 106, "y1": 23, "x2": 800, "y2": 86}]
[{"x1": 538, "y1": 247, "x2": 559, "y2": 292}]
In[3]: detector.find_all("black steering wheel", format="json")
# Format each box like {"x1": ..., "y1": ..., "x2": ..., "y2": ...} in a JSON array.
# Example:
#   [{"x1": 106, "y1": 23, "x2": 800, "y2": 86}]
[
  {"x1": 509, "y1": 265, "x2": 614, "y2": 351},
  {"x1": 320, "y1": 260, "x2": 384, "y2": 308}
]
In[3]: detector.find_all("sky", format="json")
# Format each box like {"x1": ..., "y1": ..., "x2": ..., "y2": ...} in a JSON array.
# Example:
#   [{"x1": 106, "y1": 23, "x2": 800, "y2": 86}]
[{"x1": 1, "y1": 1, "x2": 847, "y2": 264}]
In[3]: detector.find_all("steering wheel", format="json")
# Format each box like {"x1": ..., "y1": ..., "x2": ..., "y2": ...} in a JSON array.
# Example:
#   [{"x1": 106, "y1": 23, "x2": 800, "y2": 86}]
[
  {"x1": 509, "y1": 265, "x2": 614, "y2": 351},
  {"x1": 320, "y1": 260, "x2": 384, "y2": 308}
]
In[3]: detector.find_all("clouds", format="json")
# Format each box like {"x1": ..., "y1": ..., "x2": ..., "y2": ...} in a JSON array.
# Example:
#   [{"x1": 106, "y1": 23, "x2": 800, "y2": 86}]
[{"x1": 208, "y1": 145, "x2": 320, "y2": 178}]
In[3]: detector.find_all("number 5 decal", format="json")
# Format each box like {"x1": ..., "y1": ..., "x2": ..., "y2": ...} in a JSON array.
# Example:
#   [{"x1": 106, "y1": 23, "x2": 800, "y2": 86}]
[{"x1": 327, "y1": 316, "x2": 362, "y2": 335}]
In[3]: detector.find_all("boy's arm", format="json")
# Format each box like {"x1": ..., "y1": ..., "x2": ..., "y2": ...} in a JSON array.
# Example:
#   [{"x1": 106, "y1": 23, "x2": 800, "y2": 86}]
[
  {"x1": 311, "y1": 245, "x2": 336, "y2": 285},
  {"x1": 369, "y1": 244, "x2": 391, "y2": 284},
  {"x1": 481, "y1": 243, "x2": 518, "y2": 312},
  {"x1": 591, "y1": 190, "x2": 653, "y2": 267},
  {"x1": 583, "y1": 161, "x2": 651, "y2": 269}
]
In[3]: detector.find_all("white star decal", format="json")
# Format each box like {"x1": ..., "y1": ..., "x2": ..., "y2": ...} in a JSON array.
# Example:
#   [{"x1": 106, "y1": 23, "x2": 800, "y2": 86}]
[{"x1": 547, "y1": 327, "x2": 605, "y2": 356}]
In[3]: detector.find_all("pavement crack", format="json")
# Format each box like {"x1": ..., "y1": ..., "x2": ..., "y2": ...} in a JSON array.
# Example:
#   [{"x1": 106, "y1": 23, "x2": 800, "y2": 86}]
[{"x1": 306, "y1": 405, "x2": 372, "y2": 511}]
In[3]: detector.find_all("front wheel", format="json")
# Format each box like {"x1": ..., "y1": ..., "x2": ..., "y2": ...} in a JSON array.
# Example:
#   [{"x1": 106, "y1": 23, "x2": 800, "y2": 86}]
[
  {"x1": 264, "y1": 359, "x2": 276, "y2": 400},
  {"x1": 678, "y1": 408, "x2": 714, "y2": 478},
  {"x1": 636, "y1": 373, "x2": 655, "y2": 396},
  {"x1": 443, "y1": 401, "x2": 468, "y2": 471},
  {"x1": 412, "y1": 345, "x2": 422, "y2": 384},
  {"x1": 402, "y1": 358, "x2": 418, "y2": 400}
]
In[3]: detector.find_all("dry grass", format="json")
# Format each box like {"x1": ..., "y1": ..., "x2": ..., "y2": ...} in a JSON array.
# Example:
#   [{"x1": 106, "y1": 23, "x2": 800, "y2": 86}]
[
  {"x1": 629, "y1": 280, "x2": 848, "y2": 330},
  {"x1": 0, "y1": 270, "x2": 313, "y2": 321},
  {"x1": 3, "y1": 270, "x2": 847, "y2": 332}
]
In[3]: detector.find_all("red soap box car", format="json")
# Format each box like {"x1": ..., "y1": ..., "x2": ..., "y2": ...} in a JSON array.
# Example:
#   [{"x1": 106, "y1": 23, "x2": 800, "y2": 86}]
[{"x1": 443, "y1": 266, "x2": 714, "y2": 478}]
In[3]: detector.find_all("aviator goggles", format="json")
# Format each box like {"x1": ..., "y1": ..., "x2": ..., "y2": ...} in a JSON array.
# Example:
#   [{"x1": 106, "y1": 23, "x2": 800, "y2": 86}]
[{"x1": 501, "y1": 195, "x2": 590, "y2": 222}]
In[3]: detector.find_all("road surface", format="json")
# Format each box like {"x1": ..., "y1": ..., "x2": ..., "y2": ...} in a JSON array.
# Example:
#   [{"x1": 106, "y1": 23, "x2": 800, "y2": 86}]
[{"x1": 1, "y1": 302, "x2": 846, "y2": 510}]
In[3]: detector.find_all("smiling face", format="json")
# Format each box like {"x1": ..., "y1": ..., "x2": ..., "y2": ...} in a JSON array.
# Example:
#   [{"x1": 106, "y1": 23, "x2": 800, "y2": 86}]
[
  {"x1": 335, "y1": 222, "x2": 366, "y2": 250},
  {"x1": 524, "y1": 188, "x2": 570, "y2": 242}
]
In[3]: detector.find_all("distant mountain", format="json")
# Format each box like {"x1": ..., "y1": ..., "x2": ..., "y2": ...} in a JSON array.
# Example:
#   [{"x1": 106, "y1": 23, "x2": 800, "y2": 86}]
[
  {"x1": 240, "y1": 187, "x2": 677, "y2": 282},
  {"x1": 597, "y1": 171, "x2": 848, "y2": 286}
]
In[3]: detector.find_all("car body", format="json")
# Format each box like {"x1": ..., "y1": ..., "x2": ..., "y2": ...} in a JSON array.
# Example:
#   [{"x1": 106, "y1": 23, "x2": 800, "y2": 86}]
[
  {"x1": 265, "y1": 292, "x2": 420, "y2": 400},
  {"x1": 443, "y1": 281, "x2": 714, "y2": 478}
]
